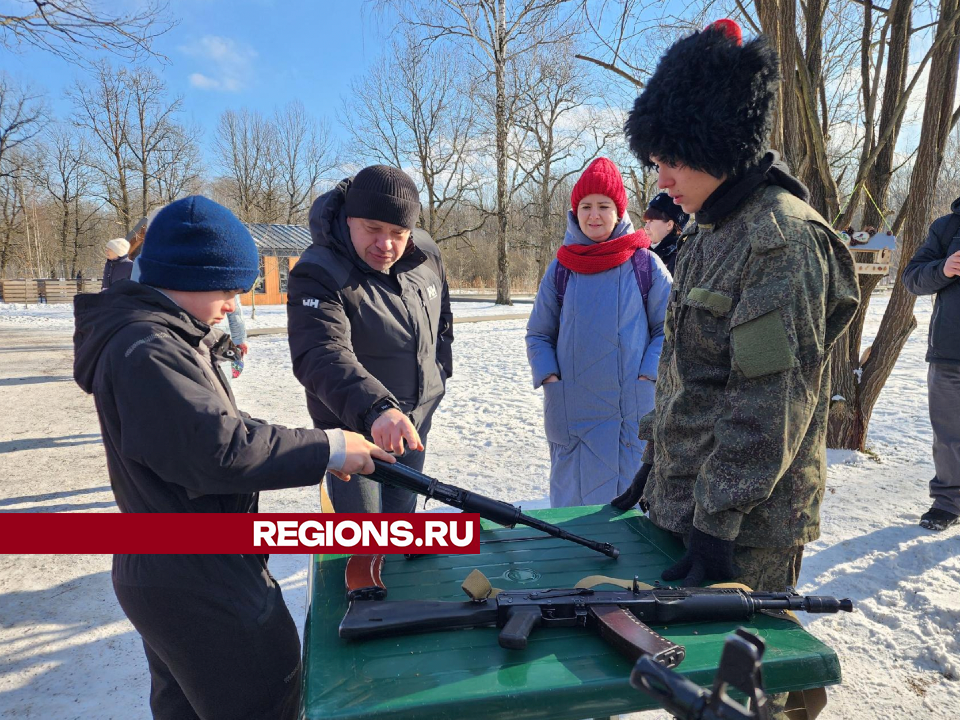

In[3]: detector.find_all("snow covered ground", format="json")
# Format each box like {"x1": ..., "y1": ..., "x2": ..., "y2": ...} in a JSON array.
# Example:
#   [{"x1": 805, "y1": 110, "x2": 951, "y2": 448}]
[
  {"x1": 0, "y1": 298, "x2": 531, "y2": 332},
  {"x1": 0, "y1": 292, "x2": 957, "y2": 718}
]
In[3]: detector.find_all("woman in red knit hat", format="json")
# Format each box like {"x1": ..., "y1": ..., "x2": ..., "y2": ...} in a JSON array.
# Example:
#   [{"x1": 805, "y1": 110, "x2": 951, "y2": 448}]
[{"x1": 525, "y1": 158, "x2": 673, "y2": 507}]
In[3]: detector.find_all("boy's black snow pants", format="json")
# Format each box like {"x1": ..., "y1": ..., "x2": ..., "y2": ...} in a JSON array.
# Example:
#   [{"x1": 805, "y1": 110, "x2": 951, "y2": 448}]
[{"x1": 114, "y1": 572, "x2": 302, "y2": 720}]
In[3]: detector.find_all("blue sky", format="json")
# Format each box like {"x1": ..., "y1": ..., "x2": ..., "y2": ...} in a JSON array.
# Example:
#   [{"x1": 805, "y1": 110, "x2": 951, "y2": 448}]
[{"x1": 2, "y1": 0, "x2": 396, "y2": 162}]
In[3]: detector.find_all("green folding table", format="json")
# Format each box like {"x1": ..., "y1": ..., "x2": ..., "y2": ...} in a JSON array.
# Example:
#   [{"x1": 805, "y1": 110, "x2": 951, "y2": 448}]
[{"x1": 302, "y1": 505, "x2": 841, "y2": 719}]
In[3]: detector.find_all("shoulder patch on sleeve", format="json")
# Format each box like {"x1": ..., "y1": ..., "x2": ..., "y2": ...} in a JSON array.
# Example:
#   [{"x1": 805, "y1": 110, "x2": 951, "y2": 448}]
[{"x1": 731, "y1": 308, "x2": 796, "y2": 378}]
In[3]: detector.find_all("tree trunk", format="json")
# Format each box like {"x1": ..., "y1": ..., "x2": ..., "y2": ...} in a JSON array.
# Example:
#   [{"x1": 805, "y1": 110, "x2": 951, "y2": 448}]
[
  {"x1": 757, "y1": 0, "x2": 802, "y2": 168},
  {"x1": 863, "y1": 0, "x2": 911, "y2": 230},
  {"x1": 494, "y1": 4, "x2": 511, "y2": 305},
  {"x1": 536, "y1": 154, "x2": 554, "y2": 285},
  {"x1": 827, "y1": 0, "x2": 960, "y2": 449}
]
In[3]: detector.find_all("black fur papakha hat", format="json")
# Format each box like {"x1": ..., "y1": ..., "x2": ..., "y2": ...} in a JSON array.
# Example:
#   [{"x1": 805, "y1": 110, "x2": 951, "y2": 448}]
[{"x1": 624, "y1": 19, "x2": 780, "y2": 179}]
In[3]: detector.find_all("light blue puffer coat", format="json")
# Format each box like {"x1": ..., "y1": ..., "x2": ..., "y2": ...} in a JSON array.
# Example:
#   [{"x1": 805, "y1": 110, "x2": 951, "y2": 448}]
[{"x1": 526, "y1": 212, "x2": 672, "y2": 507}]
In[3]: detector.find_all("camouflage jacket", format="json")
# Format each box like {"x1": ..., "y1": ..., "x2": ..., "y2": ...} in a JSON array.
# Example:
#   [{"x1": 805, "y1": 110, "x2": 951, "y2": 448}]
[{"x1": 641, "y1": 183, "x2": 859, "y2": 548}]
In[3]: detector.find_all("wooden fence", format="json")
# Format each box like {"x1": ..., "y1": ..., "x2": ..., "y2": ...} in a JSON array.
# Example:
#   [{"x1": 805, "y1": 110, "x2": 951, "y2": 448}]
[
  {"x1": 1, "y1": 279, "x2": 40, "y2": 303},
  {"x1": 1, "y1": 279, "x2": 102, "y2": 303}
]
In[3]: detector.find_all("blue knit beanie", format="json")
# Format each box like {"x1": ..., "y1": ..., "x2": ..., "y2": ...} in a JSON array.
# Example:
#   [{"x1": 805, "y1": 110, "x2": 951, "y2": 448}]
[{"x1": 138, "y1": 196, "x2": 259, "y2": 292}]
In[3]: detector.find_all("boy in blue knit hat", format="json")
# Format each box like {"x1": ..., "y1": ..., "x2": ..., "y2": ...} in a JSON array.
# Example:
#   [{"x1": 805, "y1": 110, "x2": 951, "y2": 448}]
[{"x1": 74, "y1": 195, "x2": 392, "y2": 720}]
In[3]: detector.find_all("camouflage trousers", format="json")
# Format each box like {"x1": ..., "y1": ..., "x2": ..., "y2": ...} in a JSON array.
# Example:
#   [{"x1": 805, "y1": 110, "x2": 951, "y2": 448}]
[
  {"x1": 731, "y1": 544, "x2": 826, "y2": 720},
  {"x1": 731, "y1": 544, "x2": 804, "y2": 592}
]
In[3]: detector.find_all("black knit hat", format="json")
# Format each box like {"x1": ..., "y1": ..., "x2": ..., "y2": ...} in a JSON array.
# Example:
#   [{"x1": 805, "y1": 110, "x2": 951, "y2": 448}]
[
  {"x1": 645, "y1": 192, "x2": 689, "y2": 230},
  {"x1": 624, "y1": 20, "x2": 780, "y2": 179},
  {"x1": 344, "y1": 165, "x2": 421, "y2": 229}
]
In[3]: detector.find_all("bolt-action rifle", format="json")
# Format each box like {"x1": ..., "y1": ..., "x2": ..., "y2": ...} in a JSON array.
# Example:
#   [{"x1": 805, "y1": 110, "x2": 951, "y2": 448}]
[
  {"x1": 339, "y1": 555, "x2": 853, "y2": 667},
  {"x1": 631, "y1": 628, "x2": 771, "y2": 720},
  {"x1": 360, "y1": 459, "x2": 620, "y2": 559}
]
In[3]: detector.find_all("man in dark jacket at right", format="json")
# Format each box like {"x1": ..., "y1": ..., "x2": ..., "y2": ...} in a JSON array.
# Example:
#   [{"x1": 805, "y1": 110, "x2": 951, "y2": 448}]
[
  {"x1": 287, "y1": 165, "x2": 453, "y2": 513},
  {"x1": 903, "y1": 198, "x2": 960, "y2": 531}
]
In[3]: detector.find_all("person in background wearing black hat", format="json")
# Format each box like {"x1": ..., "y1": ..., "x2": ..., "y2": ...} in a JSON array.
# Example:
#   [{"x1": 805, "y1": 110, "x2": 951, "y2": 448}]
[
  {"x1": 642, "y1": 191, "x2": 689, "y2": 274},
  {"x1": 73, "y1": 196, "x2": 392, "y2": 719},
  {"x1": 287, "y1": 165, "x2": 453, "y2": 513}
]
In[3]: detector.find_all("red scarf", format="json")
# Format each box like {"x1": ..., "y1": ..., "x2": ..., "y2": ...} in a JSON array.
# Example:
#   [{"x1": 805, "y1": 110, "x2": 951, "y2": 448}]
[{"x1": 556, "y1": 230, "x2": 650, "y2": 274}]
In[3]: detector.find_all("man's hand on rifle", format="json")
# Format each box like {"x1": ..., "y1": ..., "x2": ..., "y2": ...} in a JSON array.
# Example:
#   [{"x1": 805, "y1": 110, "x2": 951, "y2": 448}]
[
  {"x1": 662, "y1": 527, "x2": 740, "y2": 587},
  {"x1": 331, "y1": 432, "x2": 396, "y2": 482},
  {"x1": 371, "y1": 409, "x2": 424, "y2": 455}
]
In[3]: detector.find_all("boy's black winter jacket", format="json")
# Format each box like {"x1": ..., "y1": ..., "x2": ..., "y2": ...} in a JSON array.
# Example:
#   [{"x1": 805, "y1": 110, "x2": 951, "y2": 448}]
[{"x1": 74, "y1": 281, "x2": 330, "y2": 593}]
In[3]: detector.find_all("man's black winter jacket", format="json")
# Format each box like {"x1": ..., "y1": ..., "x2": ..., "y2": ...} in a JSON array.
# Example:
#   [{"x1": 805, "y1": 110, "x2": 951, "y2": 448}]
[
  {"x1": 287, "y1": 181, "x2": 453, "y2": 435},
  {"x1": 903, "y1": 197, "x2": 960, "y2": 365}
]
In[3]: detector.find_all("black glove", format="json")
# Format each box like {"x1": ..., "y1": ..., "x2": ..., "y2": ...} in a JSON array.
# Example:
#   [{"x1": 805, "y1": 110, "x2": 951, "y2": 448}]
[
  {"x1": 612, "y1": 463, "x2": 652, "y2": 511},
  {"x1": 661, "y1": 527, "x2": 740, "y2": 587}
]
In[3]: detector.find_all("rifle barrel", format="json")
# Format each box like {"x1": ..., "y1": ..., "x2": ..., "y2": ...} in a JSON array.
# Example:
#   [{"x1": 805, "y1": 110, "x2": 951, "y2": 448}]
[{"x1": 364, "y1": 459, "x2": 620, "y2": 559}]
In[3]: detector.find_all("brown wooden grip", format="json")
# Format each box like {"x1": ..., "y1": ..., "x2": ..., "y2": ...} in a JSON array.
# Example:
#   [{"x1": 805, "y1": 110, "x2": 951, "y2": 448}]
[
  {"x1": 345, "y1": 554, "x2": 387, "y2": 600},
  {"x1": 589, "y1": 605, "x2": 685, "y2": 668}
]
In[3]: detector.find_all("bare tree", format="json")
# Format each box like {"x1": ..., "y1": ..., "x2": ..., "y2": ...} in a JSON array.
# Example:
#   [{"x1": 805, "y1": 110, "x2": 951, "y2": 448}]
[
  {"x1": 0, "y1": 72, "x2": 46, "y2": 180},
  {"x1": 345, "y1": 31, "x2": 485, "y2": 242},
  {"x1": 123, "y1": 67, "x2": 189, "y2": 219},
  {"x1": 390, "y1": 0, "x2": 580, "y2": 304},
  {"x1": 36, "y1": 124, "x2": 99, "y2": 276},
  {"x1": 154, "y1": 122, "x2": 204, "y2": 205},
  {"x1": 1, "y1": 0, "x2": 173, "y2": 63},
  {"x1": 0, "y1": 152, "x2": 28, "y2": 276},
  {"x1": 511, "y1": 42, "x2": 615, "y2": 282},
  {"x1": 70, "y1": 61, "x2": 134, "y2": 234},
  {"x1": 214, "y1": 108, "x2": 276, "y2": 223},
  {"x1": 830, "y1": 0, "x2": 960, "y2": 450},
  {"x1": 275, "y1": 101, "x2": 336, "y2": 224}
]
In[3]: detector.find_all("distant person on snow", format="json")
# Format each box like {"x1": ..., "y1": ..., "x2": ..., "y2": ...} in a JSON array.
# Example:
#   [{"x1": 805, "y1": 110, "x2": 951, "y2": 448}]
[
  {"x1": 100, "y1": 238, "x2": 133, "y2": 291},
  {"x1": 902, "y1": 197, "x2": 960, "y2": 532}
]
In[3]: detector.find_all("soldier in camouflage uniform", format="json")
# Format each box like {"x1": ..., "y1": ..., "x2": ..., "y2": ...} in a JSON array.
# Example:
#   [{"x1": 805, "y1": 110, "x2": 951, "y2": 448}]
[{"x1": 614, "y1": 19, "x2": 860, "y2": 597}]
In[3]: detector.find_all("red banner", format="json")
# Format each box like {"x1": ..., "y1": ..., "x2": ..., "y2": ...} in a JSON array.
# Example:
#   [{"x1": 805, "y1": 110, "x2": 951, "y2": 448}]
[{"x1": 0, "y1": 513, "x2": 482, "y2": 554}]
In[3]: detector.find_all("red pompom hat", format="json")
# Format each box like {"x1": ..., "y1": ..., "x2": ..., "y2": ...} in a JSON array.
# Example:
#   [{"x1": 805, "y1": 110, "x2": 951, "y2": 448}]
[{"x1": 570, "y1": 158, "x2": 628, "y2": 218}]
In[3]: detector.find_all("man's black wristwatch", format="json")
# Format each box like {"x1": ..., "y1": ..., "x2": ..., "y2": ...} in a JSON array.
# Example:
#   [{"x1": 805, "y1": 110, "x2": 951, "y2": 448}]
[{"x1": 364, "y1": 398, "x2": 401, "y2": 435}]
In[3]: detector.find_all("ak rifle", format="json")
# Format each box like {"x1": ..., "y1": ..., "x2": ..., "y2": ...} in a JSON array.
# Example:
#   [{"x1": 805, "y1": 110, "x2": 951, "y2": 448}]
[
  {"x1": 360, "y1": 459, "x2": 620, "y2": 559},
  {"x1": 339, "y1": 556, "x2": 853, "y2": 667}
]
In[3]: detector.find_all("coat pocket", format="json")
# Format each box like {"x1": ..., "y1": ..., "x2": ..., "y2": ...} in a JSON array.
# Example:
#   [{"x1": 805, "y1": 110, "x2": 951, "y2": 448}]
[
  {"x1": 677, "y1": 287, "x2": 734, "y2": 366},
  {"x1": 542, "y1": 380, "x2": 570, "y2": 446}
]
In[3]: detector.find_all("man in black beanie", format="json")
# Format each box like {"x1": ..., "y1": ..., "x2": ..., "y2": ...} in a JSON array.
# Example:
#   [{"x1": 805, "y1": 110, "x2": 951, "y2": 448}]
[
  {"x1": 288, "y1": 165, "x2": 453, "y2": 513},
  {"x1": 615, "y1": 19, "x2": 859, "y2": 594}
]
